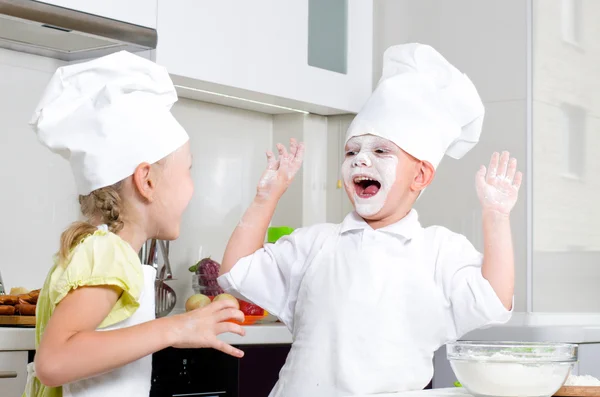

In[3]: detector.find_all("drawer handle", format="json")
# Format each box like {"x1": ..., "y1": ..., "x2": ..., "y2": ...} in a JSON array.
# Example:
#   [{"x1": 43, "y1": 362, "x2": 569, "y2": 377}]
[{"x1": 0, "y1": 371, "x2": 18, "y2": 379}]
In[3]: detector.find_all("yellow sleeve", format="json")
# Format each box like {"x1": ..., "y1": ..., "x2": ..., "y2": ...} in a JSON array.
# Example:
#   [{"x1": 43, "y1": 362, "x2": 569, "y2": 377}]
[{"x1": 48, "y1": 229, "x2": 144, "y2": 328}]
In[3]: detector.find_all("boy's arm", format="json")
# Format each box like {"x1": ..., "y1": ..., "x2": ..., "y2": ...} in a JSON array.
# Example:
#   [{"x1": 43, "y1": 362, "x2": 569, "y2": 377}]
[
  {"x1": 476, "y1": 151, "x2": 523, "y2": 310},
  {"x1": 220, "y1": 139, "x2": 304, "y2": 276}
]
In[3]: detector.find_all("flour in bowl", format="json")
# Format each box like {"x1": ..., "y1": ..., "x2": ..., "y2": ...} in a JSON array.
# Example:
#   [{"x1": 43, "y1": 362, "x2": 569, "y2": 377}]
[{"x1": 451, "y1": 352, "x2": 573, "y2": 397}]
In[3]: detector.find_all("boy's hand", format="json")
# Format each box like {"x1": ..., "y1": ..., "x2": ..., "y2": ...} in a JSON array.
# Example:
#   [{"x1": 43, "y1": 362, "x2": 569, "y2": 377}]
[
  {"x1": 256, "y1": 138, "x2": 305, "y2": 201},
  {"x1": 476, "y1": 151, "x2": 522, "y2": 216}
]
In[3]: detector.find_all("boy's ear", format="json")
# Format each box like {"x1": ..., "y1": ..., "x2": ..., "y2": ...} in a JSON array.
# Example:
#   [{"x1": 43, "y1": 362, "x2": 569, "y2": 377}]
[{"x1": 411, "y1": 161, "x2": 435, "y2": 192}]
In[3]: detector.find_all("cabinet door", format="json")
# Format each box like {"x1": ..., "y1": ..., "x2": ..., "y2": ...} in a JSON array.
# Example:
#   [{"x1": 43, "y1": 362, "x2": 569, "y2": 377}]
[
  {"x1": 38, "y1": 0, "x2": 158, "y2": 28},
  {"x1": 0, "y1": 351, "x2": 29, "y2": 397},
  {"x1": 156, "y1": 0, "x2": 373, "y2": 115}
]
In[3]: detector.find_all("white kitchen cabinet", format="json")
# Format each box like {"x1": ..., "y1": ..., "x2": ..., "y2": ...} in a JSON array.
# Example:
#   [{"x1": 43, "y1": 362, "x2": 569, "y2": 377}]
[
  {"x1": 0, "y1": 351, "x2": 28, "y2": 397},
  {"x1": 38, "y1": 0, "x2": 158, "y2": 28},
  {"x1": 156, "y1": 0, "x2": 373, "y2": 115}
]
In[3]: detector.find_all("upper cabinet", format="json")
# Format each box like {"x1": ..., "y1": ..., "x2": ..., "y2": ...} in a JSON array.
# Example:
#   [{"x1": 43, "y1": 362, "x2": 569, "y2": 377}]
[
  {"x1": 155, "y1": 0, "x2": 373, "y2": 115},
  {"x1": 37, "y1": 0, "x2": 158, "y2": 28}
]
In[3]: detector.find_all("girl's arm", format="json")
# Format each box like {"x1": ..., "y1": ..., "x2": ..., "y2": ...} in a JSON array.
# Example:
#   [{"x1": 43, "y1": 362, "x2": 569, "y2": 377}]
[{"x1": 35, "y1": 285, "x2": 245, "y2": 387}]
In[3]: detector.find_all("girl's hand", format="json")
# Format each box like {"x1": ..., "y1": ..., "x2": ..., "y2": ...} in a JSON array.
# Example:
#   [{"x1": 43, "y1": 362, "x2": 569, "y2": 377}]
[
  {"x1": 476, "y1": 151, "x2": 523, "y2": 216},
  {"x1": 170, "y1": 299, "x2": 246, "y2": 357},
  {"x1": 256, "y1": 138, "x2": 305, "y2": 201}
]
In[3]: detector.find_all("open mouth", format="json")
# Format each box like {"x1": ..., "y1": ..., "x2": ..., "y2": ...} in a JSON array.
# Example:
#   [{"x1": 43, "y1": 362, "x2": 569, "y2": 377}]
[{"x1": 353, "y1": 176, "x2": 381, "y2": 198}]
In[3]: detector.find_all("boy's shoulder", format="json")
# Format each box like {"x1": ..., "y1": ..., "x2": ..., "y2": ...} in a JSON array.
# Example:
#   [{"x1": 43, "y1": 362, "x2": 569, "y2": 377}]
[{"x1": 421, "y1": 224, "x2": 475, "y2": 249}]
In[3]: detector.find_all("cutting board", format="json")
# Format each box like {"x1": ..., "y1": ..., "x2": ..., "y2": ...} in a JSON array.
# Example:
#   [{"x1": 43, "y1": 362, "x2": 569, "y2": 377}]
[
  {"x1": 0, "y1": 315, "x2": 35, "y2": 327},
  {"x1": 555, "y1": 386, "x2": 600, "y2": 397}
]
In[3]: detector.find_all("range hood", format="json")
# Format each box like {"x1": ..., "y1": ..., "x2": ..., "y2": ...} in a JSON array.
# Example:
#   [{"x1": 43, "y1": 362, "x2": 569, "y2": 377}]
[{"x1": 0, "y1": 0, "x2": 157, "y2": 61}]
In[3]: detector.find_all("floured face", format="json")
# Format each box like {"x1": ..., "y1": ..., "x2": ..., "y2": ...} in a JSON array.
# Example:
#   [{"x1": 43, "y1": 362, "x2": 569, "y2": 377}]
[
  {"x1": 342, "y1": 135, "x2": 399, "y2": 217},
  {"x1": 342, "y1": 135, "x2": 431, "y2": 222}
]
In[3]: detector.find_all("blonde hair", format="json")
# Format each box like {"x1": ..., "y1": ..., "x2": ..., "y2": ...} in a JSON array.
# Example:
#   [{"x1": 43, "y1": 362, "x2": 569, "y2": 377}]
[{"x1": 58, "y1": 182, "x2": 125, "y2": 264}]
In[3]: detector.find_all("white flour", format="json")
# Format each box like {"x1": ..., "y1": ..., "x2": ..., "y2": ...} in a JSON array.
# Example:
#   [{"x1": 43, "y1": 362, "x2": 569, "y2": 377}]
[
  {"x1": 342, "y1": 135, "x2": 398, "y2": 217},
  {"x1": 452, "y1": 353, "x2": 572, "y2": 397},
  {"x1": 564, "y1": 374, "x2": 600, "y2": 386}
]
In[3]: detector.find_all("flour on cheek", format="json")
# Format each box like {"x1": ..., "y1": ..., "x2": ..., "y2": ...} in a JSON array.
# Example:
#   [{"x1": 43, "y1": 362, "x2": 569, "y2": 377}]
[{"x1": 342, "y1": 137, "x2": 398, "y2": 218}]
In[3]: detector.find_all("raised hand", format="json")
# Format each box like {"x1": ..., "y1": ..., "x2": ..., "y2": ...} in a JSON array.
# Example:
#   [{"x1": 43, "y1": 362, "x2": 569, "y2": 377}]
[
  {"x1": 256, "y1": 138, "x2": 305, "y2": 200},
  {"x1": 476, "y1": 151, "x2": 522, "y2": 216}
]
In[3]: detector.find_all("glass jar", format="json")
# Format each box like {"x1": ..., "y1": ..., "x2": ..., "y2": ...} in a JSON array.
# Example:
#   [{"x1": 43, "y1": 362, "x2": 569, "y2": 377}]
[{"x1": 191, "y1": 273, "x2": 223, "y2": 297}]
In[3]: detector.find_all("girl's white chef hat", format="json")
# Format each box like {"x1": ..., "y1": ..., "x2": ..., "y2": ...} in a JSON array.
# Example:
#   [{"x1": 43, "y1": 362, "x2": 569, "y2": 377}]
[
  {"x1": 30, "y1": 50, "x2": 189, "y2": 195},
  {"x1": 345, "y1": 43, "x2": 484, "y2": 169}
]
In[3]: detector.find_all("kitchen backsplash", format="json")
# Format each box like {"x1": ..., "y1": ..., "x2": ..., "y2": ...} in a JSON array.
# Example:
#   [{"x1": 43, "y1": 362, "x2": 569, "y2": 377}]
[{"x1": 0, "y1": 49, "x2": 273, "y2": 309}]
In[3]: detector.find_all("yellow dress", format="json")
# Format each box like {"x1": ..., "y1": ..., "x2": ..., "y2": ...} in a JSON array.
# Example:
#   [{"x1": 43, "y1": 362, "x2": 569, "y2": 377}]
[{"x1": 24, "y1": 226, "x2": 144, "y2": 397}]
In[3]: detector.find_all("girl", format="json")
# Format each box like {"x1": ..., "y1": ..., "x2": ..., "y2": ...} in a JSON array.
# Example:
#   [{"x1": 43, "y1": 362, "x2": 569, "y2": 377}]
[{"x1": 24, "y1": 51, "x2": 245, "y2": 397}]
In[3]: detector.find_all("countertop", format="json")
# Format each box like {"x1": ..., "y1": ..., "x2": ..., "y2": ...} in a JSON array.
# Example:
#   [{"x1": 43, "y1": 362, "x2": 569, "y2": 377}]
[
  {"x1": 351, "y1": 387, "x2": 469, "y2": 397},
  {"x1": 0, "y1": 323, "x2": 292, "y2": 351},
  {"x1": 4, "y1": 312, "x2": 600, "y2": 351}
]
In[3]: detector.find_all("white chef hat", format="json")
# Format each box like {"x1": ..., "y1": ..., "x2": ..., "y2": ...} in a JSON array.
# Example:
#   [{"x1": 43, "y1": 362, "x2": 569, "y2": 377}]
[
  {"x1": 30, "y1": 50, "x2": 189, "y2": 195},
  {"x1": 345, "y1": 43, "x2": 484, "y2": 169}
]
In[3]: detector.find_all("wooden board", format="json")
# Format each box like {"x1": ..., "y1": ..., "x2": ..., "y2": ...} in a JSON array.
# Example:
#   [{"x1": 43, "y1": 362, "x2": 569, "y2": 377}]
[
  {"x1": 0, "y1": 315, "x2": 36, "y2": 327},
  {"x1": 555, "y1": 386, "x2": 600, "y2": 397}
]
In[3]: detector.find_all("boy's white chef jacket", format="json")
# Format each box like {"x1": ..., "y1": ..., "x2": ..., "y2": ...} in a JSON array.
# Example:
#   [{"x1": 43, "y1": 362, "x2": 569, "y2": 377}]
[{"x1": 218, "y1": 210, "x2": 512, "y2": 397}]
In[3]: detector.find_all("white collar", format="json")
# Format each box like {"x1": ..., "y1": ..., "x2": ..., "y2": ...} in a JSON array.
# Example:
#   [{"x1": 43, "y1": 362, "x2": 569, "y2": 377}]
[{"x1": 340, "y1": 209, "x2": 421, "y2": 240}]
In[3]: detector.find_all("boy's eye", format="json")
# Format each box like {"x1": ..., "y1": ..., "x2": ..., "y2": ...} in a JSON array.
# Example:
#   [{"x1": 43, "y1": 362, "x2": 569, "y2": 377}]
[
  {"x1": 345, "y1": 151, "x2": 357, "y2": 157},
  {"x1": 374, "y1": 149, "x2": 387, "y2": 154}
]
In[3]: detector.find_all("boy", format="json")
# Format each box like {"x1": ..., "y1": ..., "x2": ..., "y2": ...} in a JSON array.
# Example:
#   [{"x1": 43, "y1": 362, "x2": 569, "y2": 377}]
[{"x1": 218, "y1": 43, "x2": 521, "y2": 396}]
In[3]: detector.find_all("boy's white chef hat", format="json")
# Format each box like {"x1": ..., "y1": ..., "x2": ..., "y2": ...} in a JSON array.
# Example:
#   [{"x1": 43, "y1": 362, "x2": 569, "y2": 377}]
[
  {"x1": 345, "y1": 43, "x2": 484, "y2": 169},
  {"x1": 30, "y1": 50, "x2": 189, "y2": 195}
]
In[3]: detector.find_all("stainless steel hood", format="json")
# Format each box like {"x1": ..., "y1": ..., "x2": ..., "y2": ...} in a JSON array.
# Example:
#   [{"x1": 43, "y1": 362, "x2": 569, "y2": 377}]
[{"x1": 0, "y1": 0, "x2": 157, "y2": 61}]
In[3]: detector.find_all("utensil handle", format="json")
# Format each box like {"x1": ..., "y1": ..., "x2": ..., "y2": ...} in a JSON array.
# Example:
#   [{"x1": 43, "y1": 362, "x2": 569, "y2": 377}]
[{"x1": 0, "y1": 371, "x2": 17, "y2": 379}]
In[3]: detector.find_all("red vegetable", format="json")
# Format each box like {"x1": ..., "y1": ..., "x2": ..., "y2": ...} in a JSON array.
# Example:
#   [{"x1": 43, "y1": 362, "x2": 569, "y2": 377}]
[{"x1": 240, "y1": 300, "x2": 264, "y2": 316}]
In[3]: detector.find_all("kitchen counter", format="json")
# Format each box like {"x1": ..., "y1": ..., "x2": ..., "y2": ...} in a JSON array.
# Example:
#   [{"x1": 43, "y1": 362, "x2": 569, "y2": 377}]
[
  {"x1": 0, "y1": 323, "x2": 293, "y2": 351},
  {"x1": 464, "y1": 312, "x2": 600, "y2": 343},
  {"x1": 4, "y1": 312, "x2": 600, "y2": 351},
  {"x1": 351, "y1": 387, "x2": 468, "y2": 397}
]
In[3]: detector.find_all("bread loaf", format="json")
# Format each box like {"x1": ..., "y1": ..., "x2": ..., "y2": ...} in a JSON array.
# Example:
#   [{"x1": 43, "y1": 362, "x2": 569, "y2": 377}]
[
  {"x1": 15, "y1": 303, "x2": 36, "y2": 316},
  {"x1": 0, "y1": 295, "x2": 19, "y2": 305},
  {"x1": 0, "y1": 305, "x2": 16, "y2": 315}
]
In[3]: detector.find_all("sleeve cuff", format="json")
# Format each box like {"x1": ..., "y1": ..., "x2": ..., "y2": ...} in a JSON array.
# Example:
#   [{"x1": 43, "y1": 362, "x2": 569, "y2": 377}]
[{"x1": 478, "y1": 277, "x2": 513, "y2": 328}]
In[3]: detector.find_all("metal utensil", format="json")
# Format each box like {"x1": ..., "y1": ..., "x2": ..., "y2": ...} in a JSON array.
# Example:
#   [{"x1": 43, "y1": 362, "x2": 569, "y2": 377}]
[
  {"x1": 146, "y1": 239, "x2": 155, "y2": 265},
  {"x1": 158, "y1": 240, "x2": 173, "y2": 280},
  {"x1": 155, "y1": 279, "x2": 176, "y2": 318}
]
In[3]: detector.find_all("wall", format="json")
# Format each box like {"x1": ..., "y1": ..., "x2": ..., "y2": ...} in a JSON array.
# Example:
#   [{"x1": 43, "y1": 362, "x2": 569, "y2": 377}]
[
  {"x1": 531, "y1": 0, "x2": 600, "y2": 311},
  {"x1": 373, "y1": 0, "x2": 529, "y2": 311},
  {"x1": 0, "y1": 49, "x2": 273, "y2": 309}
]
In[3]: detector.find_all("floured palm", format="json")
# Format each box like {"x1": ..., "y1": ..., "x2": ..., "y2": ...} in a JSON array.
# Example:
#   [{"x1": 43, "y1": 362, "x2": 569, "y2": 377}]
[{"x1": 476, "y1": 151, "x2": 522, "y2": 215}]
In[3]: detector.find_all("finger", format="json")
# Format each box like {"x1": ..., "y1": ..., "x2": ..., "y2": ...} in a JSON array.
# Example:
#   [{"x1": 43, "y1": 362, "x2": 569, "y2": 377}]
[
  {"x1": 266, "y1": 151, "x2": 278, "y2": 170},
  {"x1": 487, "y1": 152, "x2": 500, "y2": 181},
  {"x1": 506, "y1": 158, "x2": 517, "y2": 182},
  {"x1": 476, "y1": 165, "x2": 486, "y2": 186},
  {"x1": 293, "y1": 142, "x2": 305, "y2": 167},
  {"x1": 497, "y1": 151, "x2": 510, "y2": 179},
  {"x1": 276, "y1": 143, "x2": 289, "y2": 159},
  {"x1": 289, "y1": 138, "x2": 298, "y2": 157},
  {"x1": 513, "y1": 171, "x2": 523, "y2": 190},
  {"x1": 211, "y1": 339, "x2": 245, "y2": 358},
  {"x1": 215, "y1": 321, "x2": 246, "y2": 337},
  {"x1": 205, "y1": 299, "x2": 239, "y2": 313},
  {"x1": 215, "y1": 308, "x2": 245, "y2": 324}
]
